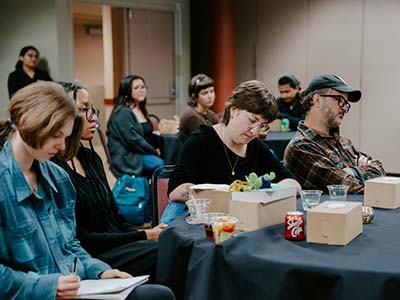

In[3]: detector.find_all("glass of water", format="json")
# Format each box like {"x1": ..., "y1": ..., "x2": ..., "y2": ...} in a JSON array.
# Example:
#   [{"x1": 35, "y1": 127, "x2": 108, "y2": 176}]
[
  {"x1": 300, "y1": 190, "x2": 322, "y2": 211},
  {"x1": 327, "y1": 185, "x2": 349, "y2": 201}
]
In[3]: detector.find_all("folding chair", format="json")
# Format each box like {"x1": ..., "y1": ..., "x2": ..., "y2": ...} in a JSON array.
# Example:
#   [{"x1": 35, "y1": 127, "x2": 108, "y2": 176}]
[{"x1": 151, "y1": 165, "x2": 175, "y2": 227}]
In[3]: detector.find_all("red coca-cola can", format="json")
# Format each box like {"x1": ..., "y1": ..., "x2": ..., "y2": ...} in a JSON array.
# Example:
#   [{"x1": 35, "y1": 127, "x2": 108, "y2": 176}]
[{"x1": 285, "y1": 211, "x2": 305, "y2": 241}]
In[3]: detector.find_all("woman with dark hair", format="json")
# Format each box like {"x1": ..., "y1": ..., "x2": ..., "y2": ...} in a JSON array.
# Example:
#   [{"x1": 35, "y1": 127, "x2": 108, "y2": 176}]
[
  {"x1": 107, "y1": 75, "x2": 164, "y2": 178},
  {"x1": 7, "y1": 45, "x2": 52, "y2": 98},
  {"x1": 160, "y1": 80, "x2": 301, "y2": 224},
  {"x1": 54, "y1": 82, "x2": 166, "y2": 282},
  {"x1": 178, "y1": 73, "x2": 218, "y2": 143}
]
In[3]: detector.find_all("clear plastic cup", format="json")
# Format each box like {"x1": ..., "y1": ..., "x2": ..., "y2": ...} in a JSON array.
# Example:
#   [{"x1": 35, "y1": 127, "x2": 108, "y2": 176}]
[
  {"x1": 300, "y1": 190, "x2": 322, "y2": 211},
  {"x1": 203, "y1": 212, "x2": 227, "y2": 239},
  {"x1": 327, "y1": 185, "x2": 349, "y2": 201},
  {"x1": 185, "y1": 198, "x2": 211, "y2": 224},
  {"x1": 211, "y1": 215, "x2": 239, "y2": 244}
]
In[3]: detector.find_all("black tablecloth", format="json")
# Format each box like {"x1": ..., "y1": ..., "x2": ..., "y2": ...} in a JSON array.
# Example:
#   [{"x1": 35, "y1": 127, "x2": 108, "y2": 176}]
[
  {"x1": 157, "y1": 195, "x2": 400, "y2": 300},
  {"x1": 264, "y1": 131, "x2": 296, "y2": 161}
]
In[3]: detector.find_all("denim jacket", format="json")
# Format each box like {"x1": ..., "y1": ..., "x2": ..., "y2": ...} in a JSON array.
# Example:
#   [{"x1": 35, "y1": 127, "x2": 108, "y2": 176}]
[{"x1": 0, "y1": 140, "x2": 111, "y2": 300}]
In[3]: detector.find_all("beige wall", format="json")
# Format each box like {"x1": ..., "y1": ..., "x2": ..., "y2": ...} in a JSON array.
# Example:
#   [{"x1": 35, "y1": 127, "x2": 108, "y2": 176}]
[
  {"x1": 73, "y1": 20, "x2": 106, "y2": 138},
  {"x1": 235, "y1": 0, "x2": 400, "y2": 173}
]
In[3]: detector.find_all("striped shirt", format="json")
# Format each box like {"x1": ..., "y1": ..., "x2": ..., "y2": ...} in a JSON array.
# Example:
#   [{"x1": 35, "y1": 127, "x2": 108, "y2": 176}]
[
  {"x1": 284, "y1": 121, "x2": 385, "y2": 194},
  {"x1": 0, "y1": 140, "x2": 110, "y2": 300}
]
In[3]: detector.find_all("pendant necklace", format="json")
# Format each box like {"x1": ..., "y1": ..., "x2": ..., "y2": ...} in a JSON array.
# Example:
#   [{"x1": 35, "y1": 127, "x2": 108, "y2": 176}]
[{"x1": 222, "y1": 142, "x2": 240, "y2": 176}]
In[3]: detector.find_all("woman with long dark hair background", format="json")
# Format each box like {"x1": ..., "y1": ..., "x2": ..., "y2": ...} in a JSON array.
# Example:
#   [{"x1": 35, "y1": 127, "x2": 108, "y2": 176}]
[{"x1": 107, "y1": 75, "x2": 164, "y2": 178}]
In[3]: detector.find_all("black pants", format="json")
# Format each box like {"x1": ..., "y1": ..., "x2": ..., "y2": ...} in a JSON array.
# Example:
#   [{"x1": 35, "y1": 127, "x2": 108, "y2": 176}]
[
  {"x1": 98, "y1": 240, "x2": 158, "y2": 283},
  {"x1": 127, "y1": 284, "x2": 175, "y2": 300}
]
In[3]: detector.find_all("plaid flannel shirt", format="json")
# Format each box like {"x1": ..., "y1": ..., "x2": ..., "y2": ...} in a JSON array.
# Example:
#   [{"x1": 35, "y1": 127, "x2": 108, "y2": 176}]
[{"x1": 284, "y1": 121, "x2": 385, "y2": 194}]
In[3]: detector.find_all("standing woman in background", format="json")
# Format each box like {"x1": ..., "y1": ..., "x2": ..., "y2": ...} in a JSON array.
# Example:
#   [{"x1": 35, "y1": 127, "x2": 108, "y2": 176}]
[
  {"x1": 107, "y1": 75, "x2": 164, "y2": 178},
  {"x1": 178, "y1": 74, "x2": 218, "y2": 143},
  {"x1": 7, "y1": 45, "x2": 52, "y2": 98}
]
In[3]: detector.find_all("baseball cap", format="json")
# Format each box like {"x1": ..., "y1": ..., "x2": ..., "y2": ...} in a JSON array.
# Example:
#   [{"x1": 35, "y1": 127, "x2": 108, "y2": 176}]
[{"x1": 305, "y1": 74, "x2": 361, "y2": 103}]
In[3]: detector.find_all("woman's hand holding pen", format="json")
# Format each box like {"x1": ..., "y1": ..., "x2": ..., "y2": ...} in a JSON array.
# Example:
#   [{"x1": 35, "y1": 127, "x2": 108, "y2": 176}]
[
  {"x1": 56, "y1": 257, "x2": 80, "y2": 299},
  {"x1": 56, "y1": 274, "x2": 80, "y2": 299}
]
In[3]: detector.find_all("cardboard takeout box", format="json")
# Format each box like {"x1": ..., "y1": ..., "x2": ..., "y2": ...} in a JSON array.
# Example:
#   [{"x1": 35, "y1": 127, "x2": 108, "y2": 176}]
[
  {"x1": 189, "y1": 184, "x2": 231, "y2": 213},
  {"x1": 306, "y1": 201, "x2": 362, "y2": 246},
  {"x1": 230, "y1": 185, "x2": 297, "y2": 231},
  {"x1": 364, "y1": 176, "x2": 400, "y2": 209}
]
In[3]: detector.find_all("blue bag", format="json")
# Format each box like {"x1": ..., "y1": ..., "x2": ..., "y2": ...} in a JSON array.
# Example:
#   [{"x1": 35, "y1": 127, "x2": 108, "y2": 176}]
[{"x1": 113, "y1": 175, "x2": 151, "y2": 225}]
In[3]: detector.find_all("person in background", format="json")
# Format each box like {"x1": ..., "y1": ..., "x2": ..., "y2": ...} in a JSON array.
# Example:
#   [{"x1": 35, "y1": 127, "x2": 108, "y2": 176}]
[
  {"x1": 276, "y1": 74, "x2": 305, "y2": 130},
  {"x1": 161, "y1": 80, "x2": 301, "y2": 224},
  {"x1": 55, "y1": 82, "x2": 166, "y2": 283},
  {"x1": 7, "y1": 45, "x2": 52, "y2": 98},
  {"x1": 107, "y1": 75, "x2": 164, "y2": 178},
  {"x1": 178, "y1": 74, "x2": 218, "y2": 143},
  {"x1": 284, "y1": 74, "x2": 385, "y2": 194}
]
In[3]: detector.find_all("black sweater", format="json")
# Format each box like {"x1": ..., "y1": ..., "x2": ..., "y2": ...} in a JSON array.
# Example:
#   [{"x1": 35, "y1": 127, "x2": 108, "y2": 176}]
[
  {"x1": 56, "y1": 146, "x2": 146, "y2": 256},
  {"x1": 168, "y1": 125, "x2": 296, "y2": 195}
]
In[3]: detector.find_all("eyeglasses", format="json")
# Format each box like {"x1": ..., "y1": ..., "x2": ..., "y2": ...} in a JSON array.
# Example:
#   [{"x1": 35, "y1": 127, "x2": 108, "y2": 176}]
[
  {"x1": 319, "y1": 94, "x2": 351, "y2": 113},
  {"x1": 241, "y1": 110, "x2": 270, "y2": 132},
  {"x1": 79, "y1": 107, "x2": 99, "y2": 120}
]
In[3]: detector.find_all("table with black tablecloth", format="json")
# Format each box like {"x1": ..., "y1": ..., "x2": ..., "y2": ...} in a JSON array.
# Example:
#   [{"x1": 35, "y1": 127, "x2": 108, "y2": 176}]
[
  {"x1": 264, "y1": 131, "x2": 296, "y2": 161},
  {"x1": 157, "y1": 195, "x2": 400, "y2": 300}
]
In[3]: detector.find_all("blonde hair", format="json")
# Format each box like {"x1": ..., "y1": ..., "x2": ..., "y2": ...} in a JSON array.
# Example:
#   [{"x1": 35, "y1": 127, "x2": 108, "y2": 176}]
[{"x1": 0, "y1": 81, "x2": 82, "y2": 160}]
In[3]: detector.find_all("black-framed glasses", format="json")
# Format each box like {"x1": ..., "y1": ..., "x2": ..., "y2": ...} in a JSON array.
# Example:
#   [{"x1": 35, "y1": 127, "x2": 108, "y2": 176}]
[
  {"x1": 79, "y1": 107, "x2": 99, "y2": 120},
  {"x1": 319, "y1": 94, "x2": 351, "y2": 113},
  {"x1": 241, "y1": 110, "x2": 270, "y2": 132}
]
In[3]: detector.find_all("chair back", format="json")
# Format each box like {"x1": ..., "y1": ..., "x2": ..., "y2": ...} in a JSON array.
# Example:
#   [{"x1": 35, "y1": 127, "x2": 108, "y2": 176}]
[{"x1": 151, "y1": 165, "x2": 175, "y2": 226}]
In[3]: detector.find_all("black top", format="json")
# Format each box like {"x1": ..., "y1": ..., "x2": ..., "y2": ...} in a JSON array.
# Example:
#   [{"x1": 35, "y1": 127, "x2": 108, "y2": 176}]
[
  {"x1": 56, "y1": 146, "x2": 146, "y2": 256},
  {"x1": 7, "y1": 67, "x2": 52, "y2": 98},
  {"x1": 141, "y1": 121, "x2": 160, "y2": 149},
  {"x1": 277, "y1": 94, "x2": 305, "y2": 130},
  {"x1": 168, "y1": 125, "x2": 296, "y2": 195}
]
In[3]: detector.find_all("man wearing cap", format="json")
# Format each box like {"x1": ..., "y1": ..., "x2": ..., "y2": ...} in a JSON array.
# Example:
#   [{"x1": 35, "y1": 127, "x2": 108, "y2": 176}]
[
  {"x1": 284, "y1": 74, "x2": 385, "y2": 194},
  {"x1": 277, "y1": 74, "x2": 305, "y2": 131}
]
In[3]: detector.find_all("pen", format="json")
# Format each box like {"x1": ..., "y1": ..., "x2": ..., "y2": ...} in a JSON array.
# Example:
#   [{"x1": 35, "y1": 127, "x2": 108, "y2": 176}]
[{"x1": 72, "y1": 257, "x2": 78, "y2": 275}]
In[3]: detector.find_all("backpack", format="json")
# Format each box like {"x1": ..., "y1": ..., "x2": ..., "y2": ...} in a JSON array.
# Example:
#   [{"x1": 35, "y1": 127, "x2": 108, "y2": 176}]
[{"x1": 113, "y1": 175, "x2": 151, "y2": 225}]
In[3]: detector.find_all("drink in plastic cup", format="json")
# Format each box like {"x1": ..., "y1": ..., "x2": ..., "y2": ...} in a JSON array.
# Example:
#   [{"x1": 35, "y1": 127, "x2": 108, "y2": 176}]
[
  {"x1": 211, "y1": 215, "x2": 239, "y2": 244},
  {"x1": 185, "y1": 198, "x2": 211, "y2": 224},
  {"x1": 327, "y1": 185, "x2": 349, "y2": 201},
  {"x1": 300, "y1": 190, "x2": 322, "y2": 211},
  {"x1": 203, "y1": 212, "x2": 227, "y2": 239}
]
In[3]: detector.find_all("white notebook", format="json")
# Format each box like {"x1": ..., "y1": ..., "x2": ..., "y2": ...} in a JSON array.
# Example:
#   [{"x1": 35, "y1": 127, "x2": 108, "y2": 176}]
[{"x1": 75, "y1": 275, "x2": 149, "y2": 300}]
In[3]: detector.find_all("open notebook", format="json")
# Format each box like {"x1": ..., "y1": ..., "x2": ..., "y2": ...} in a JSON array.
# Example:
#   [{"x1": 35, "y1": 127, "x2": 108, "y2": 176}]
[{"x1": 75, "y1": 275, "x2": 149, "y2": 300}]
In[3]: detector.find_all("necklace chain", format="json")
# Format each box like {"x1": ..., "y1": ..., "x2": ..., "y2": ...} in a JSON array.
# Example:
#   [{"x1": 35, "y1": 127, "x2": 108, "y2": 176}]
[{"x1": 222, "y1": 143, "x2": 240, "y2": 176}]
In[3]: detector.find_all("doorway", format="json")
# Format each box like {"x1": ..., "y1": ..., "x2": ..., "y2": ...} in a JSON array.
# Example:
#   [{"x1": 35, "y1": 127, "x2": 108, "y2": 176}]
[{"x1": 127, "y1": 8, "x2": 176, "y2": 119}]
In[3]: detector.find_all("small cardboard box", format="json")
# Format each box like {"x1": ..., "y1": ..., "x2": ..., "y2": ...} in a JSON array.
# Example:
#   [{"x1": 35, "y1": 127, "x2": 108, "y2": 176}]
[
  {"x1": 189, "y1": 184, "x2": 231, "y2": 213},
  {"x1": 306, "y1": 201, "x2": 362, "y2": 246},
  {"x1": 364, "y1": 176, "x2": 400, "y2": 209},
  {"x1": 229, "y1": 185, "x2": 297, "y2": 231}
]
